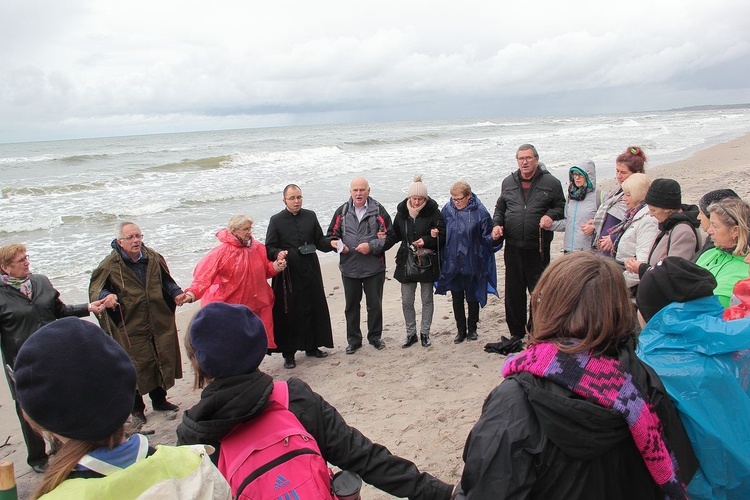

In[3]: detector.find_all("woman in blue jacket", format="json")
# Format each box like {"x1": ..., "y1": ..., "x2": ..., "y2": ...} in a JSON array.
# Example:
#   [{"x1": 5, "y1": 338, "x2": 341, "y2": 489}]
[{"x1": 435, "y1": 181, "x2": 500, "y2": 343}]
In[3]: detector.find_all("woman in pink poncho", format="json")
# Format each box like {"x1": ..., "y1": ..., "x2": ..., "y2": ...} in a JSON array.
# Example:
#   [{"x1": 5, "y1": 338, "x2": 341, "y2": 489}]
[{"x1": 184, "y1": 214, "x2": 287, "y2": 348}]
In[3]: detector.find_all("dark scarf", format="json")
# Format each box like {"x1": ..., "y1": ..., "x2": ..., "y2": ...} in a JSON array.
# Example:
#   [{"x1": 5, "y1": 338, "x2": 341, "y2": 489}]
[{"x1": 503, "y1": 342, "x2": 686, "y2": 499}]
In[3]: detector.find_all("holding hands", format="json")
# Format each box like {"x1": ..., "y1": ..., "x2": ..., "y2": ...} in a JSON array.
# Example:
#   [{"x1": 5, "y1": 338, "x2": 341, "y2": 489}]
[{"x1": 273, "y1": 250, "x2": 288, "y2": 272}]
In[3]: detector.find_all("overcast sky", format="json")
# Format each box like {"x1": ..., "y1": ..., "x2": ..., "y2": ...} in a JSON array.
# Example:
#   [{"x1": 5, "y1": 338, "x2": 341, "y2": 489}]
[{"x1": 1, "y1": 0, "x2": 749, "y2": 143}]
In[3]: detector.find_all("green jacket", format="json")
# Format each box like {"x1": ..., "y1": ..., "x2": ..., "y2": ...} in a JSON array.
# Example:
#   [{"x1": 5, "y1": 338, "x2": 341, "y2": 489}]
[
  {"x1": 41, "y1": 445, "x2": 230, "y2": 499},
  {"x1": 695, "y1": 247, "x2": 750, "y2": 307},
  {"x1": 89, "y1": 245, "x2": 182, "y2": 394}
]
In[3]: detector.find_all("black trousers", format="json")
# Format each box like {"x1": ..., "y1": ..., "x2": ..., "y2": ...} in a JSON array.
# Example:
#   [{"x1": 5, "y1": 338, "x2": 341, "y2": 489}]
[
  {"x1": 14, "y1": 399, "x2": 47, "y2": 466},
  {"x1": 503, "y1": 244, "x2": 550, "y2": 338},
  {"x1": 452, "y1": 289, "x2": 479, "y2": 333},
  {"x1": 133, "y1": 386, "x2": 168, "y2": 413},
  {"x1": 342, "y1": 271, "x2": 385, "y2": 347}
]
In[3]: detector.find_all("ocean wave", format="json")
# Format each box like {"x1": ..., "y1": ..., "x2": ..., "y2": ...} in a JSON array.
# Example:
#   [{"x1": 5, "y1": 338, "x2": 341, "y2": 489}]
[
  {"x1": 0, "y1": 216, "x2": 64, "y2": 235},
  {"x1": 338, "y1": 133, "x2": 440, "y2": 149},
  {"x1": 2, "y1": 180, "x2": 109, "y2": 198},
  {"x1": 0, "y1": 154, "x2": 57, "y2": 165},
  {"x1": 60, "y1": 153, "x2": 111, "y2": 163},
  {"x1": 145, "y1": 155, "x2": 233, "y2": 172}
]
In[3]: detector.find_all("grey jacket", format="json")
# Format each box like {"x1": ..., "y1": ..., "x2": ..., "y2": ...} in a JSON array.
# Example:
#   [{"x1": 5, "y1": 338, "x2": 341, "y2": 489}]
[
  {"x1": 325, "y1": 197, "x2": 393, "y2": 278},
  {"x1": 550, "y1": 159, "x2": 601, "y2": 252}
]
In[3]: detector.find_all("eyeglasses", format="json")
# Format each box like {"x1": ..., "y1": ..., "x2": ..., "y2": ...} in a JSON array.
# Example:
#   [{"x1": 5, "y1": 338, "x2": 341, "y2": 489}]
[
  {"x1": 285, "y1": 195, "x2": 303, "y2": 201},
  {"x1": 119, "y1": 233, "x2": 144, "y2": 241},
  {"x1": 12, "y1": 255, "x2": 29, "y2": 264},
  {"x1": 452, "y1": 195, "x2": 468, "y2": 202},
  {"x1": 517, "y1": 155, "x2": 536, "y2": 162}
]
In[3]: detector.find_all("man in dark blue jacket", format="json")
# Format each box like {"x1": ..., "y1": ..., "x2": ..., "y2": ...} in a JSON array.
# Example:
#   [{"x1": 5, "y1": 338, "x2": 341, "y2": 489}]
[{"x1": 491, "y1": 145, "x2": 565, "y2": 353}]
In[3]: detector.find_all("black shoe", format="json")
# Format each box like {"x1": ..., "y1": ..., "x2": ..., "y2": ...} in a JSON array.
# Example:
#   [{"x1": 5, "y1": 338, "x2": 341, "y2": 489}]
[
  {"x1": 467, "y1": 330, "x2": 478, "y2": 341},
  {"x1": 420, "y1": 334, "x2": 432, "y2": 347},
  {"x1": 454, "y1": 332, "x2": 466, "y2": 344},
  {"x1": 152, "y1": 400, "x2": 179, "y2": 412},
  {"x1": 371, "y1": 339, "x2": 386, "y2": 350},
  {"x1": 345, "y1": 344, "x2": 361, "y2": 355},
  {"x1": 283, "y1": 357, "x2": 296, "y2": 369},
  {"x1": 305, "y1": 349, "x2": 328, "y2": 358},
  {"x1": 131, "y1": 410, "x2": 147, "y2": 425},
  {"x1": 402, "y1": 335, "x2": 418, "y2": 348},
  {"x1": 31, "y1": 463, "x2": 48, "y2": 474}
]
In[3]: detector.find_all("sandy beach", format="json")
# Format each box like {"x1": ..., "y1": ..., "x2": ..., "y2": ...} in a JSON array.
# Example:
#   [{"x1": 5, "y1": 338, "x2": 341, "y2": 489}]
[{"x1": 2, "y1": 133, "x2": 750, "y2": 498}]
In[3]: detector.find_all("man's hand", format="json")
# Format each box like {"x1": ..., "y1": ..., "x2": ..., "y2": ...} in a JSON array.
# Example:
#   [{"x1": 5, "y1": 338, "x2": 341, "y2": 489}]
[
  {"x1": 539, "y1": 215, "x2": 553, "y2": 230},
  {"x1": 355, "y1": 243, "x2": 371, "y2": 254},
  {"x1": 492, "y1": 226, "x2": 504, "y2": 239},
  {"x1": 102, "y1": 293, "x2": 119, "y2": 308}
]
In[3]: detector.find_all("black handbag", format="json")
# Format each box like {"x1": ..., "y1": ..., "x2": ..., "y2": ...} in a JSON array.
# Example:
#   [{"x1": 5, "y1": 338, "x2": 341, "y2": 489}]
[{"x1": 404, "y1": 245, "x2": 435, "y2": 282}]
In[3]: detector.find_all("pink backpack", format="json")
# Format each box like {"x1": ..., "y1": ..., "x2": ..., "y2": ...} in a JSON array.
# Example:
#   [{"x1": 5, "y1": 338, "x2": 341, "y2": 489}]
[{"x1": 218, "y1": 381, "x2": 334, "y2": 499}]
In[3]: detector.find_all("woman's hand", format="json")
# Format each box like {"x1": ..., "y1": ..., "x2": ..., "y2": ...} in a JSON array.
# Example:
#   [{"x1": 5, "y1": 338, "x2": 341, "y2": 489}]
[
  {"x1": 430, "y1": 228, "x2": 439, "y2": 238},
  {"x1": 598, "y1": 235, "x2": 614, "y2": 253},
  {"x1": 581, "y1": 219, "x2": 595, "y2": 235},
  {"x1": 624, "y1": 257, "x2": 642, "y2": 274},
  {"x1": 89, "y1": 299, "x2": 106, "y2": 315},
  {"x1": 412, "y1": 238, "x2": 425, "y2": 248}
]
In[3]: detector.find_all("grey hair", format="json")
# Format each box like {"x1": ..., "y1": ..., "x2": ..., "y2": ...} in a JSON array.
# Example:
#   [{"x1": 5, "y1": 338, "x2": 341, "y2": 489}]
[
  {"x1": 228, "y1": 214, "x2": 253, "y2": 231},
  {"x1": 516, "y1": 144, "x2": 539, "y2": 158},
  {"x1": 115, "y1": 221, "x2": 138, "y2": 239}
]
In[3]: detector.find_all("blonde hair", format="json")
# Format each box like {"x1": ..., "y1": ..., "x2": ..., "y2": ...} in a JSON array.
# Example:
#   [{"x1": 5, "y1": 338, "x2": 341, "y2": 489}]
[
  {"x1": 25, "y1": 413, "x2": 124, "y2": 499},
  {"x1": 228, "y1": 214, "x2": 253, "y2": 232},
  {"x1": 450, "y1": 180, "x2": 472, "y2": 198},
  {"x1": 0, "y1": 243, "x2": 26, "y2": 268},
  {"x1": 621, "y1": 173, "x2": 651, "y2": 205},
  {"x1": 708, "y1": 198, "x2": 750, "y2": 256}
]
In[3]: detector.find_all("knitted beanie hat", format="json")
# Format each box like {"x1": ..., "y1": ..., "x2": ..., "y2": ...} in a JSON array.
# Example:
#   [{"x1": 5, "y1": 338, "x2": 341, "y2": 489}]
[
  {"x1": 407, "y1": 175, "x2": 429, "y2": 198},
  {"x1": 644, "y1": 178, "x2": 682, "y2": 210},
  {"x1": 14, "y1": 317, "x2": 137, "y2": 440},
  {"x1": 189, "y1": 302, "x2": 268, "y2": 378},
  {"x1": 636, "y1": 256, "x2": 717, "y2": 321},
  {"x1": 699, "y1": 188, "x2": 739, "y2": 215}
]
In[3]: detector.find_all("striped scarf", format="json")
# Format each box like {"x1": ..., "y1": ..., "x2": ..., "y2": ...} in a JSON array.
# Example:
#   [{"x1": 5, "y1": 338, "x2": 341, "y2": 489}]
[{"x1": 502, "y1": 342, "x2": 686, "y2": 499}]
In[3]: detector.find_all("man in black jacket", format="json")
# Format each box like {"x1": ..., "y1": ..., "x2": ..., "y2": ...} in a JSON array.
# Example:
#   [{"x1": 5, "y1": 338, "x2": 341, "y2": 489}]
[{"x1": 491, "y1": 145, "x2": 565, "y2": 352}]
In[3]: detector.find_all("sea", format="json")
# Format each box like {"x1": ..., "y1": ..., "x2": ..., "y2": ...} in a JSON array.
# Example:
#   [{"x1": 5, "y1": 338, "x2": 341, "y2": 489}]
[{"x1": 1, "y1": 108, "x2": 749, "y2": 304}]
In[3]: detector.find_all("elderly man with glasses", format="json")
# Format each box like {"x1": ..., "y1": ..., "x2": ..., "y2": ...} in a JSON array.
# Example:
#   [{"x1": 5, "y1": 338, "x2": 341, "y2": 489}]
[
  {"x1": 490, "y1": 144, "x2": 565, "y2": 355},
  {"x1": 89, "y1": 221, "x2": 189, "y2": 426}
]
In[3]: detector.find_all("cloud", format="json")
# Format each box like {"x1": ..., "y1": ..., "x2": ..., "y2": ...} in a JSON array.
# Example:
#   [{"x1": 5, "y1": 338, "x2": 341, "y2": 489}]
[{"x1": 1, "y1": 0, "x2": 749, "y2": 142}]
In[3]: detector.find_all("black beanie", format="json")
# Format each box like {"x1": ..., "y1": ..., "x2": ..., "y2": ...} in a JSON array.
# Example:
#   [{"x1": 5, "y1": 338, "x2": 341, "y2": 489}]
[
  {"x1": 644, "y1": 178, "x2": 682, "y2": 209},
  {"x1": 699, "y1": 188, "x2": 739, "y2": 215},
  {"x1": 636, "y1": 256, "x2": 717, "y2": 321},
  {"x1": 14, "y1": 317, "x2": 137, "y2": 441},
  {"x1": 189, "y1": 302, "x2": 268, "y2": 379}
]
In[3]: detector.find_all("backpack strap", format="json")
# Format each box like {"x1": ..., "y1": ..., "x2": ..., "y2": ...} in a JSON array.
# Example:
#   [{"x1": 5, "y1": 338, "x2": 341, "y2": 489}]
[{"x1": 269, "y1": 380, "x2": 289, "y2": 409}]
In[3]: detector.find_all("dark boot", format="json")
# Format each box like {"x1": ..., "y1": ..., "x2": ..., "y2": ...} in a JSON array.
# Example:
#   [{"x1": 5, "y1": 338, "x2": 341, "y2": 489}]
[
  {"x1": 283, "y1": 354, "x2": 296, "y2": 369},
  {"x1": 402, "y1": 335, "x2": 418, "y2": 348},
  {"x1": 454, "y1": 329, "x2": 467, "y2": 344},
  {"x1": 467, "y1": 302, "x2": 479, "y2": 340},
  {"x1": 467, "y1": 328, "x2": 478, "y2": 341},
  {"x1": 420, "y1": 334, "x2": 432, "y2": 347}
]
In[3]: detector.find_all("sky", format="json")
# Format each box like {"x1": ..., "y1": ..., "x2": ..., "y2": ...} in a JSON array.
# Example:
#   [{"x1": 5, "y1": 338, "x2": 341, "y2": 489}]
[{"x1": 1, "y1": 0, "x2": 749, "y2": 143}]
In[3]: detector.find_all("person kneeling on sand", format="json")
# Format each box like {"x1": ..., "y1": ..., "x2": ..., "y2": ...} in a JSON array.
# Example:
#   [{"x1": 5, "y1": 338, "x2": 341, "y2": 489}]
[
  {"x1": 176, "y1": 302, "x2": 452, "y2": 500},
  {"x1": 13, "y1": 317, "x2": 230, "y2": 499}
]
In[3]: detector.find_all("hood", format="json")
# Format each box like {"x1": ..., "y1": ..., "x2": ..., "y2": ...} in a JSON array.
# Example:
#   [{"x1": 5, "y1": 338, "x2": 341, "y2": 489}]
[
  {"x1": 509, "y1": 345, "x2": 651, "y2": 460},
  {"x1": 178, "y1": 371, "x2": 273, "y2": 444},
  {"x1": 569, "y1": 158, "x2": 597, "y2": 188},
  {"x1": 216, "y1": 227, "x2": 246, "y2": 247},
  {"x1": 660, "y1": 204, "x2": 700, "y2": 231},
  {"x1": 396, "y1": 197, "x2": 440, "y2": 218},
  {"x1": 639, "y1": 295, "x2": 750, "y2": 356}
]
